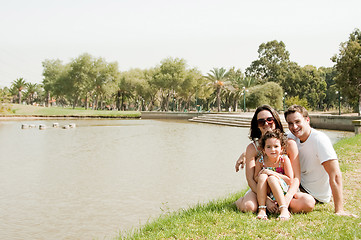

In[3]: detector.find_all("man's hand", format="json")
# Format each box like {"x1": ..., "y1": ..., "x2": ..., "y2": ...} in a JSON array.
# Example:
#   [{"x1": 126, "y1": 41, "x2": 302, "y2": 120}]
[
  {"x1": 336, "y1": 210, "x2": 358, "y2": 218},
  {"x1": 266, "y1": 198, "x2": 279, "y2": 213},
  {"x1": 235, "y1": 152, "x2": 246, "y2": 172}
]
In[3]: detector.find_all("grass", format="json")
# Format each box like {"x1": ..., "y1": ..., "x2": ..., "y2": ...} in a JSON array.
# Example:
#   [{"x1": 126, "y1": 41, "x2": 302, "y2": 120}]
[
  {"x1": 0, "y1": 103, "x2": 141, "y2": 118},
  {"x1": 120, "y1": 134, "x2": 361, "y2": 239}
]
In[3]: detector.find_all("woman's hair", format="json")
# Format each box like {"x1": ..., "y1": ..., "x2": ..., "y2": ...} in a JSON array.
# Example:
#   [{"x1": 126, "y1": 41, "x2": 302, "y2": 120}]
[
  {"x1": 249, "y1": 105, "x2": 283, "y2": 140},
  {"x1": 260, "y1": 129, "x2": 288, "y2": 152}
]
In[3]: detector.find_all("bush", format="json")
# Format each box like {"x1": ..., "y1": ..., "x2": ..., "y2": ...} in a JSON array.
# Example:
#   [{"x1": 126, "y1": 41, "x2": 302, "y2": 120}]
[
  {"x1": 246, "y1": 82, "x2": 283, "y2": 110},
  {"x1": 285, "y1": 96, "x2": 310, "y2": 109}
]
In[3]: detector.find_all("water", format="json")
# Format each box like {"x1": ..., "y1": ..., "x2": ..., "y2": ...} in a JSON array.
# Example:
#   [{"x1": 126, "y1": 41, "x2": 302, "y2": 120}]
[{"x1": 0, "y1": 119, "x2": 353, "y2": 239}]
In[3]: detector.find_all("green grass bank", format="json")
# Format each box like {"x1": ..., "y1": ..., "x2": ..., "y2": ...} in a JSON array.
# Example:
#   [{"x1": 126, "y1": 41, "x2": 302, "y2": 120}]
[
  {"x1": 120, "y1": 134, "x2": 361, "y2": 239},
  {"x1": 0, "y1": 104, "x2": 140, "y2": 118}
]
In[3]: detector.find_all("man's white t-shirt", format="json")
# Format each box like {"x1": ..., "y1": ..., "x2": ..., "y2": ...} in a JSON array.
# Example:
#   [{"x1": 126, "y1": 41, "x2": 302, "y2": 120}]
[{"x1": 286, "y1": 128, "x2": 338, "y2": 202}]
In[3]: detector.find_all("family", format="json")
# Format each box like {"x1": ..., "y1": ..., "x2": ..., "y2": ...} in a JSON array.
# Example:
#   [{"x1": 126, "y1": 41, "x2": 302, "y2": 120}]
[{"x1": 234, "y1": 104, "x2": 356, "y2": 220}]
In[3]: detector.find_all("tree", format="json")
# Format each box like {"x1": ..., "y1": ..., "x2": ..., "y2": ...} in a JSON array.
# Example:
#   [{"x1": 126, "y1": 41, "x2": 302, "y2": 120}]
[
  {"x1": 246, "y1": 40, "x2": 291, "y2": 86},
  {"x1": 206, "y1": 67, "x2": 229, "y2": 112},
  {"x1": 332, "y1": 28, "x2": 361, "y2": 115},
  {"x1": 141, "y1": 68, "x2": 159, "y2": 111},
  {"x1": 0, "y1": 87, "x2": 12, "y2": 104},
  {"x1": 119, "y1": 68, "x2": 147, "y2": 111},
  {"x1": 42, "y1": 59, "x2": 64, "y2": 107},
  {"x1": 11, "y1": 78, "x2": 27, "y2": 104},
  {"x1": 298, "y1": 65, "x2": 327, "y2": 110},
  {"x1": 282, "y1": 61, "x2": 302, "y2": 97},
  {"x1": 319, "y1": 67, "x2": 339, "y2": 110},
  {"x1": 91, "y1": 58, "x2": 119, "y2": 110},
  {"x1": 67, "y1": 53, "x2": 95, "y2": 108},
  {"x1": 151, "y1": 57, "x2": 187, "y2": 111},
  {"x1": 177, "y1": 68, "x2": 204, "y2": 111},
  {"x1": 116, "y1": 74, "x2": 135, "y2": 111}
]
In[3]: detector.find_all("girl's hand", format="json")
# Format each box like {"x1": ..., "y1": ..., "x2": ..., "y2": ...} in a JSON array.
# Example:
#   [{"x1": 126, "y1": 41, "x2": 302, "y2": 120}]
[
  {"x1": 260, "y1": 169, "x2": 274, "y2": 176},
  {"x1": 259, "y1": 169, "x2": 267, "y2": 175}
]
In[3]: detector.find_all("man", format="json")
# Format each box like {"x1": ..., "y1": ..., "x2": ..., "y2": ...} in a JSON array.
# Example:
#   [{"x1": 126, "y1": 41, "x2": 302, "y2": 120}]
[{"x1": 284, "y1": 105, "x2": 355, "y2": 216}]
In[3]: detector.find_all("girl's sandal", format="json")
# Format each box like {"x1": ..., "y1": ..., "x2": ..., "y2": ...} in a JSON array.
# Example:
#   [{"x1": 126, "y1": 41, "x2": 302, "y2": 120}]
[
  {"x1": 256, "y1": 205, "x2": 268, "y2": 220},
  {"x1": 277, "y1": 205, "x2": 291, "y2": 221}
]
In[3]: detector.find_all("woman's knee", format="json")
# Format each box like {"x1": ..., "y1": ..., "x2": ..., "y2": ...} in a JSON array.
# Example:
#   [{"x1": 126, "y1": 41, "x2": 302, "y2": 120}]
[
  {"x1": 235, "y1": 193, "x2": 258, "y2": 213},
  {"x1": 241, "y1": 200, "x2": 258, "y2": 212}
]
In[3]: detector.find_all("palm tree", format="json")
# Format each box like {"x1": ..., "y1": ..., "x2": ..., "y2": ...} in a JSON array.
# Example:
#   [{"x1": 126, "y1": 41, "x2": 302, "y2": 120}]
[
  {"x1": 25, "y1": 83, "x2": 39, "y2": 105},
  {"x1": 11, "y1": 78, "x2": 27, "y2": 104},
  {"x1": 228, "y1": 74, "x2": 243, "y2": 111},
  {"x1": 243, "y1": 76, "x2": 256, "y2": 88},
  {"x1": 206, "y1": 68, "x2": 229, "y2": 112},
  {"x1": 227, "y1": 72, "x2": 256, "y2": 112}
]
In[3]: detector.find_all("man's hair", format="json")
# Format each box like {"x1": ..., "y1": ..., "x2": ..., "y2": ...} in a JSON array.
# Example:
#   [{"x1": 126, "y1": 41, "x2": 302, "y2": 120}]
[{"x1": 284, "y1": 105, "x2": 309, "y2": 120}]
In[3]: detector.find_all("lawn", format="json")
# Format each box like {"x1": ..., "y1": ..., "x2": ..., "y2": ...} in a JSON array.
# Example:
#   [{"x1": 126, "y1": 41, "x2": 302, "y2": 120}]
[
  {"x1": 0, "y1": 104, "x2": 141, "y2": 118},
  {"x1": 120, "y1": 134, "x2": 361, "y2": 239}
]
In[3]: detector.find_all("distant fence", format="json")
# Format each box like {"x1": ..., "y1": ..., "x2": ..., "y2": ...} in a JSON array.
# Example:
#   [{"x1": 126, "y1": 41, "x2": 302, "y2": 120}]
[
  {"x1": 140, "y1": 111, "x2": 361, "y2": 132},
  {"x1": 141, "y1": 111, "x2": 212, "y2": 120},
  {"x1": 309, "y1": 114, "x2": 360, "y2": 132}
]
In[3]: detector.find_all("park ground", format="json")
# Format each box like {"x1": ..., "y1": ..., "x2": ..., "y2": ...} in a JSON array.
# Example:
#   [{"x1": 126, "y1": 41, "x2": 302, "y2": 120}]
[{"x1": 1, "y1": 104, "x2": 360, "y2": 239}]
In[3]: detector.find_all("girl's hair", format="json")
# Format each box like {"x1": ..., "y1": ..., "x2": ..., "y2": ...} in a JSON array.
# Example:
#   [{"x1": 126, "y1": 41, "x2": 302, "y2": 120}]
[
  {"x1": 260, "y1": 129, "x2": 288, "y2": 153},
  {"x1": 249, "y1": 105, "x2": 283, "y2": 140}
]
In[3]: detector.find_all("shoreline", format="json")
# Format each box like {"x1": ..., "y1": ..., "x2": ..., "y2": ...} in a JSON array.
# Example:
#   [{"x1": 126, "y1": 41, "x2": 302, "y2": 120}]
[
  {"x1": 0, "y1": 115, "x2": 141, "y2": 120},
  {"x1": 2, "y1": 111, "x2": 359, "y2": 132}
]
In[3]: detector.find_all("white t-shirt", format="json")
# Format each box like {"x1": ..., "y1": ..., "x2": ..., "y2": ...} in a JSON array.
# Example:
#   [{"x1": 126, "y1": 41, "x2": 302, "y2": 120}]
[{"x1": 286, "y1": 129, "x2": 338, "y2": 202}]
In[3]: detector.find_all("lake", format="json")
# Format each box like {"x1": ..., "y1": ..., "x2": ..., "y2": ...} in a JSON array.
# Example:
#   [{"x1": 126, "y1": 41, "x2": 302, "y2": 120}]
[{"x1": 0, "y1": 119, "x2": 353, "y2": 239}]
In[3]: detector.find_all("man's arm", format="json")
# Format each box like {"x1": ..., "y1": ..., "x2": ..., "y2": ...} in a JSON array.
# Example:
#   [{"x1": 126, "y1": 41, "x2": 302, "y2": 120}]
[
  {"x1": 322, "y1": 160, "x2": 344, "y2": 213},
  {"x1": 322, "y1": 159, "x2": 357, "y2": 217}
]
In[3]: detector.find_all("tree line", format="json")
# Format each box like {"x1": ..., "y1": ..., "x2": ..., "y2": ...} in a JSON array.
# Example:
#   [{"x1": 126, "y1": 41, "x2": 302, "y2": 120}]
[{"x1": 1, "y1": 28, "x2": 360, "y2": 114}]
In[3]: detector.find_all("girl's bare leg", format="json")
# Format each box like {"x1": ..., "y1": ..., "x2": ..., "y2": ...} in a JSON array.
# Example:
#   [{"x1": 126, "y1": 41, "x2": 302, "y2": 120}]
[
  {"x1": 267, "y1": 176, "x2": 290, "y2": 220},
  {"x1": 256, "y1": 173, "x2": 269, "y2": 219}
]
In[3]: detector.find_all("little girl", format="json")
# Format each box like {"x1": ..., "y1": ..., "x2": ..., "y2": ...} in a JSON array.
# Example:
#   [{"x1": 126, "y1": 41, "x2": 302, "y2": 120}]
[{"x1": 254, "y1": 129, "x2": 293, "y2": 220}]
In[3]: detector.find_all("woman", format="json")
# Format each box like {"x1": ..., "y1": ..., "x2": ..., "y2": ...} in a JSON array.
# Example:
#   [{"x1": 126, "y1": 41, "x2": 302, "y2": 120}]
[{"x1": 234, "y1": 105, "x2": 315, "y2": 214}]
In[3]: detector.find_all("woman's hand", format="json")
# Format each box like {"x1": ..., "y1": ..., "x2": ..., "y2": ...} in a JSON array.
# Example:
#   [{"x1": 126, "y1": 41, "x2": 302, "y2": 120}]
[{"x1": 235, "y1": 152, "x2": 246, "y2": 172}]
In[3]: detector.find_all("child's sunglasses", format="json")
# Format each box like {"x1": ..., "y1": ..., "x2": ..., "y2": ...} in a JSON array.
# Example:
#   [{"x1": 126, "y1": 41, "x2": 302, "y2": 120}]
[{"x1": 257, "y1": 117, "x2": 274, "y2": 126}]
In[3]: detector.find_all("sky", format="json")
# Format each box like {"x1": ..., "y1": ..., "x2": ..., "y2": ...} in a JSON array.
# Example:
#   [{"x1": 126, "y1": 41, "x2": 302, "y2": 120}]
[{"x1": 0, "y1": 0, "x2": 360, "y2": 88}]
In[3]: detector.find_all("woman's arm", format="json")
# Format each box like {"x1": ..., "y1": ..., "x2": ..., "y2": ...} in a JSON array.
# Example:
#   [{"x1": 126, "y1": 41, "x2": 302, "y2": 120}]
[
  {"x1": 254, "y1": 158, "x2": 262, "y2": 183},
  {"x1": 281, "y1": 155, "x2": 294, "y2": 185},
  {"x1": 235, "y1": 152, "x2": 246, "y2": 172},
  {"x1": 284, "y1": 139, "x2": 300, "y2": 206},
  {"x1": 245, "y1": 143, "x2": 258, "y2": 193}
]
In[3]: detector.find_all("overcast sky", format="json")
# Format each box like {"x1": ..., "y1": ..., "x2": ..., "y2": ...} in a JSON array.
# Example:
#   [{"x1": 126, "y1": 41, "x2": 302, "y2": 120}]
[{"x1": 0, "y1": 0, "x2": 360, "y2": 87}]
